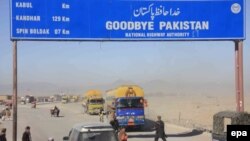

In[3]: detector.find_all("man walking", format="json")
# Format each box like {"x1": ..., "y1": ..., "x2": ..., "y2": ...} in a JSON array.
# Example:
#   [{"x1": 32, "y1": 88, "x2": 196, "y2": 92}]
[
  {"x1": 22, "y1": 126, "x2": 32, "y2": 141},
  {"x1": 154, "y1": 116, "x2": 167, "y2": 141}
]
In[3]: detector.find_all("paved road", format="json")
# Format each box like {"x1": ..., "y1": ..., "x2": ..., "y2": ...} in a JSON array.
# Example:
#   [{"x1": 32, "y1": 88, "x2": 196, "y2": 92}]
[{"x1": 1, "y1": 103, "x2": 210, "y2": 141}]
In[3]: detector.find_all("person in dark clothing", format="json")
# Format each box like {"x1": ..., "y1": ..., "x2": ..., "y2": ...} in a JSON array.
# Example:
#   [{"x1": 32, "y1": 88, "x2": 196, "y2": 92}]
[
  {"x1": 110, "y1": 117, "x2": 119, "y2": 132},
  {"x1": 22, "y1": 126, "x2": 32, "y2": 141},
  {"x1": 154, "y1": 116, "x2": 167, "y2": 141},
  {"x1": 0, "y1": 128, "x2": 7, "y2": 141},
  {"x1": 54, "y1": 106, "x2": 60, "y2": 117},
  {"x1": 51, "y1": 106, "x2": 60, "y2": 117},
  {"x1": 114, "y1": 117, "x2": 120, "y2": 132}
]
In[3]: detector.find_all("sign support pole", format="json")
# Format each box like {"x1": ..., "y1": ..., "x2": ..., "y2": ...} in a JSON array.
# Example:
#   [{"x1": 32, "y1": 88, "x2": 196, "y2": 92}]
[
  {"x1": 13, "y1": 40, "x2": 18, "y2": 141},
  {"x1": 235, "y1": 40, "x2": 244, "y2": 112}
]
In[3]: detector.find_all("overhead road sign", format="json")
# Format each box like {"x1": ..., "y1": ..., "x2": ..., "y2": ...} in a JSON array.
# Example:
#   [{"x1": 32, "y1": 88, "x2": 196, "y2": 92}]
[{"x1": 10, "y1": 0, "x2": 245, "y2": 41}]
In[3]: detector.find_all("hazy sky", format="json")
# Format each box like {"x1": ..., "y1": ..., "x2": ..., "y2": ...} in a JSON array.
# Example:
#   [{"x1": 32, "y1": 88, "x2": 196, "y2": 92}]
[{"x1": 0, "y1": 1, "x2": 249, "y2": 95}]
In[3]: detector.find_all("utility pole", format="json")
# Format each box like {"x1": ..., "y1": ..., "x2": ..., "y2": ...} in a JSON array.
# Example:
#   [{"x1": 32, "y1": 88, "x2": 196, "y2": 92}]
[
  {"x1": 235, "y1": 40, "x2": 244, "y2": 112},
  {"x1": 13, "y1": 41, "x2": 18, "y2": 141}
]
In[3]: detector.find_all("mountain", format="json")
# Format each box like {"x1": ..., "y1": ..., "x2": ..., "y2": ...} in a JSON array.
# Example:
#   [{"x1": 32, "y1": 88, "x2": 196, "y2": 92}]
[
  {"x1": 0, "y1": 82, "x2": 58, "y2": 96},
  {"x1": 0, "y1": 79, "x2": 237, "y2": 97}
]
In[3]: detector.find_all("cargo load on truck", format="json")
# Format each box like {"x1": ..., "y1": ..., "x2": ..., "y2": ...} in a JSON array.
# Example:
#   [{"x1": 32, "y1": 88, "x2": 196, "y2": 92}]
[
  {"x1": 82, "y1": 90, "x2": 104, "y2": 115},
  {"x1": 105, "y1": 85, "x2": 146, "y2": 128}
]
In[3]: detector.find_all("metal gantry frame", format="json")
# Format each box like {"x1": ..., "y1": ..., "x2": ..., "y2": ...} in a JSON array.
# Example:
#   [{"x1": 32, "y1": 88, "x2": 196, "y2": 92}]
[{"x1": 11, "y1": 40, "x2": 245, "y2": 141}]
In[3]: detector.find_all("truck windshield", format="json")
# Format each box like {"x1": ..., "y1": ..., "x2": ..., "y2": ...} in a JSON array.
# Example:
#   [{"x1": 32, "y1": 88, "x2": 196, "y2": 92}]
[
  {"x1": 116, "y1": 98, "x2": 143, "y2": 108},
  {"x1": 89, "y1": 99, "x2": 103, "y2": 104}
]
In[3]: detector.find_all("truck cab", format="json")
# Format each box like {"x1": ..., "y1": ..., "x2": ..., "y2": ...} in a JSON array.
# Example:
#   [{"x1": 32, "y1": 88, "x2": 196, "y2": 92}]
[
  {"x1": 115, "y1": 97, "x2": 145, "y2": 127},
  {"x1": 62, "y1": 96, "x2": 69, "y2": 104},
  {"x1": 86, "y1": 97, "x2": 104, "y2": 115}
]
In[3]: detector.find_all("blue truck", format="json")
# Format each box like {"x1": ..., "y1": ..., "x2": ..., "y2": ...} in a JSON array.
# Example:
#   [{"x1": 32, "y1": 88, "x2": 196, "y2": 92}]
[{"x1": 105, "y1": 85, "x2": 146, "y2": 128}]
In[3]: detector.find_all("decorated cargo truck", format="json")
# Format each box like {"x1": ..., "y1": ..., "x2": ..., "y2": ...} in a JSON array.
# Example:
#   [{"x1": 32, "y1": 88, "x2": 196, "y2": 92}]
[{"x1": 105, "y1": 85, "x2": 146, "y2": 128}]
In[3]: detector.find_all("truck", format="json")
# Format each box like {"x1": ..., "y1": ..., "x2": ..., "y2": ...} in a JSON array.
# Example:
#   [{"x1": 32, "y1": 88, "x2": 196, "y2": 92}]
[
  {"x1": 70, "y1": 95, "x2": 79, "y2": 102},
  {"x1": 82, "y1": 90, "x2": 104, "y2": 115},
  {"x1": 25, "y1": 95, "x2": 36, "y2": 103},
  {"x1": 61, "y1": 95, "x2": 69, "y2": 104},
  {"x1": 105, "y1": 85, "x2": 146, "y2": 128}
]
